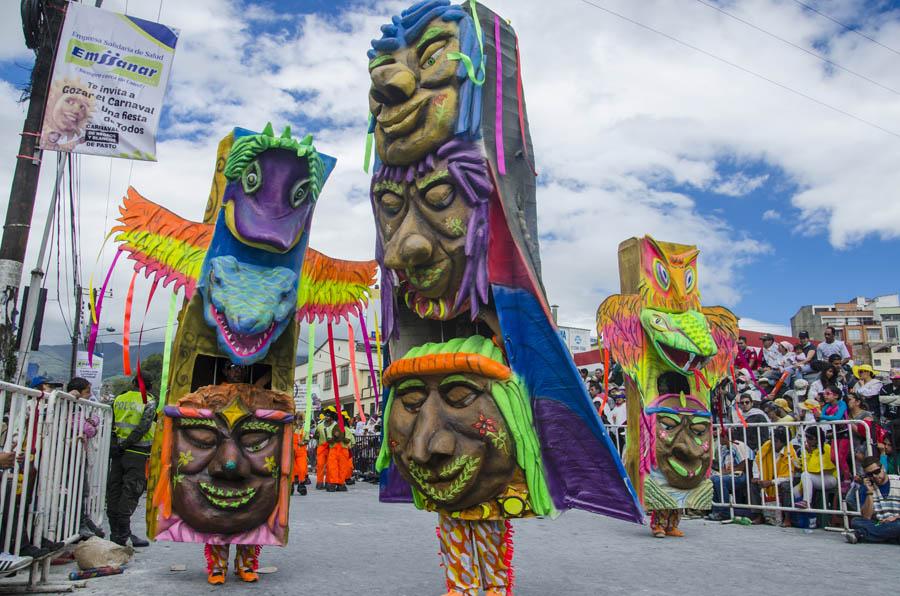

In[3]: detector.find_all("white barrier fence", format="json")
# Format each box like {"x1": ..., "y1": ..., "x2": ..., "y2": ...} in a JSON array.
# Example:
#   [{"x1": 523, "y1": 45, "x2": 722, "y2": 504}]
[
  {"x1": 604, "y1": 419, "x2": 874, "y2": 530},
  {"x1": 0, "y1": 381, "x2": 112, "y2": 590}
]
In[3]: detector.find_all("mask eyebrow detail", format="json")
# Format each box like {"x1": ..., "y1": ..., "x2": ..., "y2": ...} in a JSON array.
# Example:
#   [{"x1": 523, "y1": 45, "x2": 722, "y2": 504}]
[
  {"x1": 690, "y1": 416, "x2": 710, "y2": 425},
  {"x1": 241, "y1": 420, "x2": 279, "y2": 434},
  {"x1": 374, "y1": 180, "x2": 405, "y2": 195},
  {"x1": 439, "y1": 374, "x2": 481, "y2": 390},
  {"x1": 415, "y1": 170, "x2": 451, "y2": 191},
  {"x1": 415, "y1": 27, "x2": 450, "y2": 53},
  {"x1": 178, "y1": 418, "x2": 217, "y2": 430},
  {"x1": 368, "y1": 54, "x2": 393, "y2": 70},
  {"x1": 397, "y1": 379, "x2": 426, "y2": 392}
]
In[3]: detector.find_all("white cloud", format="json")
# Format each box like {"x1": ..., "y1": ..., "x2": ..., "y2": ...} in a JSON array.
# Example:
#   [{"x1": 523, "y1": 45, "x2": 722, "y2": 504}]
[
  {"x1": 762, "y1": 208, "x2": 780, "y2": 221},
  {"x1": 713, "y1": 173, "x2": 769, "y2": 197},
  {"x1": 0, "y1": 0, "x2": 897, "y2": 349}
]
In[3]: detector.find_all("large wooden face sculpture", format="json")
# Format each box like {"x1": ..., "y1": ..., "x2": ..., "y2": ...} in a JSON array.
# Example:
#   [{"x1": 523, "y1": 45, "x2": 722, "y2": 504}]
[
  {"x1": 647, "y1": 395, "x2": 712, "y2": 490},
  {"x1": 368, "y1": 17, "x2": 462, "y2": 166},
  {"x1": 165, "y1": 384, "x2": 292, "y2": 536},
  {"x1": 389, "y1": 370, "x2": 517, "y2": 510}
]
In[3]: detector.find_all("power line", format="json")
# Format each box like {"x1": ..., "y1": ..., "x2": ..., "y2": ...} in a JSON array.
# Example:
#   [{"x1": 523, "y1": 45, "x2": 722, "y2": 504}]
[
  {"x1": 790, "y1": 0, "x2": 900, "y2": 56},
  {"x1": 577, "y1": 0, "x2": 900, "y2": 139},
  {"x1": 692, "y1": 0, "x2": 900, "y2": 96}
]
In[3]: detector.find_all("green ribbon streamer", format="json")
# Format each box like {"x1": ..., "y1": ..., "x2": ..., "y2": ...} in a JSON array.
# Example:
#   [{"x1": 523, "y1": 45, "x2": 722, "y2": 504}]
[
  {"x1": 157, "y1": 292, "x2": 179, "y2": 412},
  {"x1": 363, "y1": 114, "x2": 374, "y2": 173},
  {"x1": 447, "y1": 0, "x2": 486, "y2": 86},
  {"x1": 303, "y1": 323, "x2": 316, "y2": 436}
]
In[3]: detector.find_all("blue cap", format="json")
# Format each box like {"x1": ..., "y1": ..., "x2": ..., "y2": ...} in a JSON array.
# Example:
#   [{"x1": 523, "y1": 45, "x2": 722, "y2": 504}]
[{"x1": 30, "y1": 375, "x2": 63, "y2": 389}]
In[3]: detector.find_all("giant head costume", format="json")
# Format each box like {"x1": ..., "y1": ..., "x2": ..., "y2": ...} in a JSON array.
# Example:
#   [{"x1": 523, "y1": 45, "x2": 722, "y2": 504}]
[
  {"x1": 154, "y1": 384, "x2": 294, "y2": 544},
  {"x1": 370, "y1": 0, "x2": 641, "y2": 524},
  {"x1": 110, "y1": 124, "x2": 376, "y2": 544},
  {"x1": 597, "y1": 236, "x2": 738, "y2": 511}
]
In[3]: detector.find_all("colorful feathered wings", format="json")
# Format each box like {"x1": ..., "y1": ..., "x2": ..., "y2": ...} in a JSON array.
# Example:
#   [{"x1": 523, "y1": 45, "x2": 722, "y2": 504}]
[
  {"x1": 699, "y1": 305, "x2": 739, "y2": 389},
  {"x1": 113, "y1": 186, "x2": 377, "y2": 319},
  {"x1": 596, "y1": 294, "x2": 644, "y2": 393}
]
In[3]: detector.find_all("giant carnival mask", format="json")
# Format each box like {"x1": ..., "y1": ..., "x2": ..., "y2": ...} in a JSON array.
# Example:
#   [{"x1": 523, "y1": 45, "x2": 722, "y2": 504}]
[
  {"x1": 598, "y1": 236, "x2": 737, "y2": 505},
  {"x1": 378, "y1": 336, "x2": 551, "y2": 518},
  {"x1": 372, "y1": 1, "x2": 643, "y2": 527},
  {"x1": 110, "y1": 124, "x2": 377, "y2": 544},
  {"x1": 368, "y1": 1, "x2": 482, "y2": 165},
  {"x1": 157, "y1": 383, "x2": 294, "y2": 542}
]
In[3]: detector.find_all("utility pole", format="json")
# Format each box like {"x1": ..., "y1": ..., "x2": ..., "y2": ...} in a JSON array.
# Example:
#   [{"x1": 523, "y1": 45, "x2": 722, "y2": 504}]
[
  {"x1": 0, "y1": 0, "x2": 67, "y2": 380},
  {"x1": 69, "y1": 283, "x2": 82, "y2": 379}
]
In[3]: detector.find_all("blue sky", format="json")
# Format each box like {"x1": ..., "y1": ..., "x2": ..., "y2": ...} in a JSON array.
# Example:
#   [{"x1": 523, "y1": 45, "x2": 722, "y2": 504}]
[{"x1": 0, "y1": 0, "x2": 899, "y2": 344}]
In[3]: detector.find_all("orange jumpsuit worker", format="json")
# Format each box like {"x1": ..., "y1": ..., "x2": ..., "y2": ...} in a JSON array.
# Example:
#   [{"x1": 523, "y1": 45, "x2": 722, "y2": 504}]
[
  {"x1": 291, "y1": 415, "x2": 309, "y2": 496},
  {"x1": 315, "y1": 408, "x2": 337, "y2": 490}
]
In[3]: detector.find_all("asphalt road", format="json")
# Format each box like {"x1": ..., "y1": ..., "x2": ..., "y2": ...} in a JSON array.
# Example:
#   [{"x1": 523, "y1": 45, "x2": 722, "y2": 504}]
[{"x1": 50, "y1": 482, "x2": 891, "y2": 595}]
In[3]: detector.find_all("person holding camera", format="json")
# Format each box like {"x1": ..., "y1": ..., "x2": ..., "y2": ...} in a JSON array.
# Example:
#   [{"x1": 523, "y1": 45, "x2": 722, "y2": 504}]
[{"x1": 844, "y1": 455, "x2": 900, "y2": 544}]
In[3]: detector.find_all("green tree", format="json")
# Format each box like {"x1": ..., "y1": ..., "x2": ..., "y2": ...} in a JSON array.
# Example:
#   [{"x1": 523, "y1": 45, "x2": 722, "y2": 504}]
[
  {"x1": 102, "y1": 375, "x2": 132, "y2": 400},
  {"x1": 140, "y1": 352, "x2": 164, "y2": 395}
]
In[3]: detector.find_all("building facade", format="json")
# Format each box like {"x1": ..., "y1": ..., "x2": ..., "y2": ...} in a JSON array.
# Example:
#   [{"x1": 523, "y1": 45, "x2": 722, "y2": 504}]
[{"x1": 293, "y1": 336, "x2": 382, "y2": 419}]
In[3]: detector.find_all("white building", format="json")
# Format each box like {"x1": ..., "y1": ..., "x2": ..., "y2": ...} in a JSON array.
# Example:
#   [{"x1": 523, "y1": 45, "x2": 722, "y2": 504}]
[{"x1": 293, "y1": 336, "x2": 381, "y2": 418}]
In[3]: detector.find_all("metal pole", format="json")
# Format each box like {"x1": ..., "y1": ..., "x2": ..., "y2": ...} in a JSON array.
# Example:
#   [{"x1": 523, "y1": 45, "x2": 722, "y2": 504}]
[
  {"x1": 14, "y1": 158, "x2": 66, "y2": 384},
  {"x1": 0, "y1": 0, "x2": 67, "y2": 378},
  {"x1": 69, "y1": 283, "x2": 82, "y2": 379}
]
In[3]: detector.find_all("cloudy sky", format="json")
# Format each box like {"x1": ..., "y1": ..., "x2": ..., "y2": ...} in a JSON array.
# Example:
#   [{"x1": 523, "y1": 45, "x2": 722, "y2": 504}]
[{"x1": 0, "y1": 0, "x2": 899, "y2": 350}]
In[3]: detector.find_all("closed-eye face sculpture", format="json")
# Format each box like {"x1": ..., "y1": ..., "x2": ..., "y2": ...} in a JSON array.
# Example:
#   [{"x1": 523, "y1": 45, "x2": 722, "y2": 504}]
[{"x1": 159, "y1": 383, "x2": 293, "y2": 541}]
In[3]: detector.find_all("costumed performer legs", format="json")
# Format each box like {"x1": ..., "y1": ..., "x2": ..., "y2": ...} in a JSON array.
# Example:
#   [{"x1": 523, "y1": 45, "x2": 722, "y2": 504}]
[
  {"x1": 376, "y1": 336, "x2": 549, "y2": 596},
  {"x1": 291, "y1": 413, "x2": 309, "y2": 495},
  {"x1": 597, "y1": 236, "x2": 738, "y2": 538}
]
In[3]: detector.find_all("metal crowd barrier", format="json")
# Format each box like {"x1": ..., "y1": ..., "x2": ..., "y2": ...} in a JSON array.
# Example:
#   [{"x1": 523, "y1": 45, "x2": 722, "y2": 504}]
[
  {"x1": 710, "y1": 419, "x2": 872, "y2": 531},
  {"x1": 0, "y1": 381, "x2": 112, "y2": 592},
  {"x1": 351, "y1": 434, "x2": 382, "y2": 482},
  {"x1": 603, "y1": 418, "x2": 873, "y2": 531}
]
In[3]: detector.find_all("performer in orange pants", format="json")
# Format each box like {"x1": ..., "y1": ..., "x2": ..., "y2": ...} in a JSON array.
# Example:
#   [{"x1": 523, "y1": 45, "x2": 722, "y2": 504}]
[
  {"x1": 325, "y1": 428, "x2": 352, "y2": 492},
  {"x1": 291, "y1": 416, "x2": 309, "y2": 496},
  {"x1": 314, "y1": 408, "x2": 337, "y2": 489}
]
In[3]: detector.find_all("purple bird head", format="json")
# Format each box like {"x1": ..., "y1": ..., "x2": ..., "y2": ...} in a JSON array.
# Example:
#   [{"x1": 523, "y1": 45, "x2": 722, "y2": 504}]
[{"x1": 222, "y1": 125, "x2": 326, "y2": 253}]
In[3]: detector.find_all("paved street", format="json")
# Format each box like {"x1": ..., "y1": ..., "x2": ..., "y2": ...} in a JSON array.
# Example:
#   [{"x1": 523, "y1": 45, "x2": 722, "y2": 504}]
[{"x1": 56, "y1": 482, "x2": 890, "y2": 595}]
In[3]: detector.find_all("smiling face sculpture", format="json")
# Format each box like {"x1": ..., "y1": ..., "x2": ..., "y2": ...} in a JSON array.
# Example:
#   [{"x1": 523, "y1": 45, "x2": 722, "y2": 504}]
[
  {"x1": 377, "y1": 335, "x2": 552, "y2": 519},
  {"x1": 155, "y1": 383, "x2": 294, "y2": 544}
]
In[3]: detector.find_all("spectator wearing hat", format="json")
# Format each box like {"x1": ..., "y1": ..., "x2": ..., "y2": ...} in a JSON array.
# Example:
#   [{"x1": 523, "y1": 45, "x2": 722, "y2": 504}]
[
  {"x1": 785, "y1": 378, "x2": 809, "y2": 416},
  {"x1": 799, "y1": 396, "x2": 822, "y2": 423},
  {"x1": 850, "y1": 364, "x2": 883, "y2": 415},
  {"x1": 29, "y1": 375, "x2": 63, "y2": 393},
  {"x1": 816, "y1": 326, "x2": 850, "y2": 367},
  {"x1": 759, "y1": 334, "x2": 783, "y2": 372},
  {"x1": 879, "y1": 369, "x2": 900, "y2": 429}
]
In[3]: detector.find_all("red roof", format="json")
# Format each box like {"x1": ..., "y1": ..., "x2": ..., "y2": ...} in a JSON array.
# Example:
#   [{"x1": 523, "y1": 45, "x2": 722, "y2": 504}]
[{"x1": 573, "y1": 328, "x2": 807, "y2": 368}]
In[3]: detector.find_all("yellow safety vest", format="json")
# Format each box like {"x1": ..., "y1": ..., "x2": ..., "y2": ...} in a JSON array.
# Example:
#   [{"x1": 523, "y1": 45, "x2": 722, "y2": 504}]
[{"x1": 113, "y1": 390, "x2": 155, "y2": 452}]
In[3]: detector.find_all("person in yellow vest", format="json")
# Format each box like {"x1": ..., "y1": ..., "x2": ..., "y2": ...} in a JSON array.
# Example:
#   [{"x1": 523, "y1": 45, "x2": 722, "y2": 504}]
[
  {"x1": 107, "y1": 374, "x2": 156, "y2": 547},
  {"x1": 314, "y1": 407, "x2": 337, "y2": 489}
]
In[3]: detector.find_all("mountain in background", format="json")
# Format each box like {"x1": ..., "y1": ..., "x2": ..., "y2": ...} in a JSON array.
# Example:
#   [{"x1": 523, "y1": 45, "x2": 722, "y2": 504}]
[{"x1": 28, "y1": 342, "x2": 165, "y2": 381}]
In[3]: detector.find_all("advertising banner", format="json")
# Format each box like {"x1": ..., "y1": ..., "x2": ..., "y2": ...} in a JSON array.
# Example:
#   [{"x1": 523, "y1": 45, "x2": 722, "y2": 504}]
[
  {"x1": 40, "y1": 2, "x2": 178, "y2": 160},
  {"x1": 75, "y1": 350, "x2": 103, "y2": 399},
  {"x1": 557, "y1": 325, "x2": 592, "y2": 354}
]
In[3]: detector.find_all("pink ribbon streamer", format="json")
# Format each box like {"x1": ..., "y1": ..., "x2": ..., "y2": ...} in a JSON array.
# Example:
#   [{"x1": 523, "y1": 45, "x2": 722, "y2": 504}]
[
  {"x1": 347, "y1": 322, "x2": 366, "y2": 423},
  {"x1": 358, "y1": 313, "x2": 380, "y2": 411},
  {"x1": 87, "y1": 250, "x2": 122, "y2": 366},
  {"x1": 494, "y1": 15, "x2": 506, "y2": 175}
]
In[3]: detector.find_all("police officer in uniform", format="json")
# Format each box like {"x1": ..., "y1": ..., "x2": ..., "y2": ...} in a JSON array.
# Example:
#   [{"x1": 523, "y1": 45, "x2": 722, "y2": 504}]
[{"x1": 107, "y1": 374, "x2": 156, "y2": 547}]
